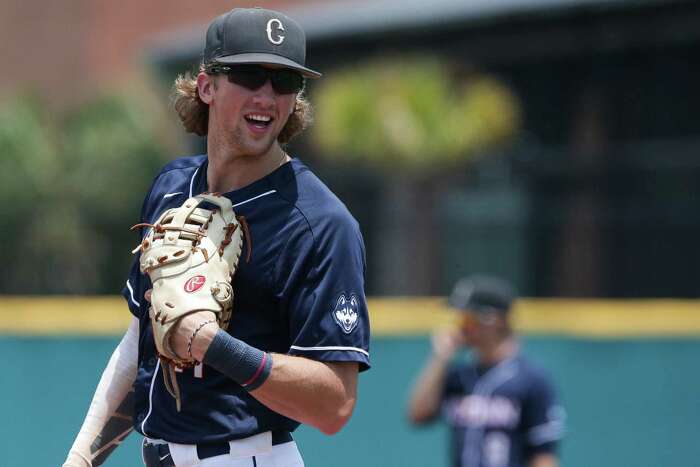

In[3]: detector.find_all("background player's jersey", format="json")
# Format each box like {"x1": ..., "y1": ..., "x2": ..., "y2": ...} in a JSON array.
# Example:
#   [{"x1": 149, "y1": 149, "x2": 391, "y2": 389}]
[
  {"x1": 441, "y1": 355, "x2": 564, "y2": 467},
  {"x1": 122, "y1": 155, "x2": 370, "y2": 444}
]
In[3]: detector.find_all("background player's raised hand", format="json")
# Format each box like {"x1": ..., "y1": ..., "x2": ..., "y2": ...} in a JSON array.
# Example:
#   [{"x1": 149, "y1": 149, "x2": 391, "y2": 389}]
[
  {"x1": 408, "y1": 329, "x2": 464, "y2": 424},
  {"x1": 431, "y1": 328, "x2": 465, "y2": 362}
]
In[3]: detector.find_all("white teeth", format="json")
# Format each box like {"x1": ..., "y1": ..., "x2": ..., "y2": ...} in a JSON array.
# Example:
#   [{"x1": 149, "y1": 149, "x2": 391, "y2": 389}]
[{"x1": 247, "y1": 114, "x2": 271, "y2": 122}]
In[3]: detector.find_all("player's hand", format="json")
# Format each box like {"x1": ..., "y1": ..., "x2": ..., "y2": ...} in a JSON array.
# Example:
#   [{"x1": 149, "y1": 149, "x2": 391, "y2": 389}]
[
  {"x1": 171, "y1": 311, "x2": 219, "y2": 361},
  {"x1": 144, "y1": 289, "x2": 219, "y2": 361},
  {"x1": 431, "y1": 328, "x2": 465, "y2": 362}
]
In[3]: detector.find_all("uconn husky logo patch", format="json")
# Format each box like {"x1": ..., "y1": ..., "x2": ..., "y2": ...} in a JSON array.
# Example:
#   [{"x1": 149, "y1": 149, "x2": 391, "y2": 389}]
[{"x1": 332, "y1": 294, "x2": 360, "y2": 334}]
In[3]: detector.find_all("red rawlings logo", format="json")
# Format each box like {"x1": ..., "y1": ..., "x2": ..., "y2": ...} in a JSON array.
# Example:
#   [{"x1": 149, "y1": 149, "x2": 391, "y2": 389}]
[{"x1": 184, "y1": 275, "x2": 206, "y2": 293}]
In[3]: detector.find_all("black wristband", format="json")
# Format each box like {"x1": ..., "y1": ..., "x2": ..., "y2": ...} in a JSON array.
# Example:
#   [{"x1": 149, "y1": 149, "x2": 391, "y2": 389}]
[{"x1": 203, "y1": 329, "x2": 273, "y2": 390}]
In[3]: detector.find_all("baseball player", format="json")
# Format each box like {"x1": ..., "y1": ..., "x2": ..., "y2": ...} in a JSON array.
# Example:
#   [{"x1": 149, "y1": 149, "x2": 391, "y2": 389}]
[
  {"x1": 63, "y1": 8, "x2": 370, "y2": 467},
  {"x1": 407, "y1": 275, "x2": 564, "y2": 467}
]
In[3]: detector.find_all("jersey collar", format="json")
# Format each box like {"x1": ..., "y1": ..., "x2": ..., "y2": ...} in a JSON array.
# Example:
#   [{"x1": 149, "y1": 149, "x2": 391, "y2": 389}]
[{"x1": 191, "y1": 156, "x2": 303, "y2": 205}]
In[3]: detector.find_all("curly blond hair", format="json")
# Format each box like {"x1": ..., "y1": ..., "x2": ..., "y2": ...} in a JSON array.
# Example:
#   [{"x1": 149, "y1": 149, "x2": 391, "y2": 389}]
[{"x1": 172, "y1": 66, "x2": 313, "y2": 144}]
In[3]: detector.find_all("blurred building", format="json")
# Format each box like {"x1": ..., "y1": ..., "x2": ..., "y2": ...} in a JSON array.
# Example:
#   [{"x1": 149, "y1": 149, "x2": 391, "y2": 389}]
[
  {"x1": 0, "y1": 0, "x2": 313, "y2": 108},
  {"x1": 155, "y1": 0, "x2": 700, "y2": 297},
  {"x1": 3, "y1": 0, "x2": 699, "y2": 298}
]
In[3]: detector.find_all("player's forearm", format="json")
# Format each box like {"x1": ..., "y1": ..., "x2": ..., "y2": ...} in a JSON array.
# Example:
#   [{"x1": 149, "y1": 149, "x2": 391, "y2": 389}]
[
  {"x1": 64, "y1": 317, "x2": 139, "y2": 467},
  {"x1": 407, "y1": 354, "x2": 451, "y2": 424},
  {"x1": 65, "y1": 390, "x2": 136, "y2": 467},
  {"x1": 250, "y1": 355, "x2": 358, "y2": 435},
  {"x1": 199, "y1": 328, "x2": 358, "y2": 434}
]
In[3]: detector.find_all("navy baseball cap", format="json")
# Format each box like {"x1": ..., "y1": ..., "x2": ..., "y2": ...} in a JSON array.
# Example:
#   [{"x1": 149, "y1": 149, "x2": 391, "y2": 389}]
[
  {"x1": 448, "y1": 275, "x2": 516, "y2": 314},
  {"x1": 203, "y1": 8, "x2": 322, "y2": 78}
]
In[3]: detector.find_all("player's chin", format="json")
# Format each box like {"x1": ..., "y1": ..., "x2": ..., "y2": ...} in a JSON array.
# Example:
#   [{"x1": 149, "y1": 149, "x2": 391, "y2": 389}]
[{"x1": 238, "y1": 136, "x2": 276, "y2": 157}]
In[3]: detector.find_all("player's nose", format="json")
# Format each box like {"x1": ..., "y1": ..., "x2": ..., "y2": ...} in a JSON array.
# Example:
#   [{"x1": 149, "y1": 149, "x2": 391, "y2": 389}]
[{"x1": 251, "y1": 80, "x2": 276, "y2": 108}]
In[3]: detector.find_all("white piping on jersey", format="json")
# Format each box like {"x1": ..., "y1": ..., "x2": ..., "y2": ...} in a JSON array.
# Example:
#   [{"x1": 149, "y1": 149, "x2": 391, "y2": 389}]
[
  {"x1": 125, "y1": 280, "x2": 141, "y2": 308},
  {"x1": 462, "y1": 358, "x2": 518, "y2": 467},
  {"x1": 233, "y1": 190, "x2": 277, "y2": 208},
  {"x1": 141, "y1": 359, "x2": 160, "y2": 437},
  {"x1": 187, "y1": 164, "x2": 277, "y2": 207},
  {"x1": 289, "y1": 345, "x2": 369, "y2": 358},
  {"x1": 188, "y1": 166, "x2": 199, "y2": 198},
  {"x1": 528, "y1": 419, "x2": 565, "y2": 445},
  {"x1": 162, "y1": 191, "x2": 183, "y2": 199}
]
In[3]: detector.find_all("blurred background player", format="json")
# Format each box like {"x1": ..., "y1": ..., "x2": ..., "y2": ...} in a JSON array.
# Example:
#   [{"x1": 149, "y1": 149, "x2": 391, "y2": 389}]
[{"x1": 407, "y1": 275, "x2": 565, "y2": 467}]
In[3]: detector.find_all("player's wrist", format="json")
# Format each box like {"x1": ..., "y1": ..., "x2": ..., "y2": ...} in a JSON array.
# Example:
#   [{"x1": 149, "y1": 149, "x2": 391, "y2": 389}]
[
  {"x1": 203, "y1": 329, "x2": 273, "y2": 390},
  {"x1": 188, "y1": 320, "x2": 219, "y2": 362}
]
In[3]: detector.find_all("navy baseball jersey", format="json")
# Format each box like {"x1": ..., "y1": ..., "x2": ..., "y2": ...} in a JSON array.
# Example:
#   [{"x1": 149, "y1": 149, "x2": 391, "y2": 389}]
[
  {"x1": 441, "y1": 355, "x2": 564, "y2": 467},
  {"x1": 122, "y1": 155, "x2": 370, "y2": 444}
]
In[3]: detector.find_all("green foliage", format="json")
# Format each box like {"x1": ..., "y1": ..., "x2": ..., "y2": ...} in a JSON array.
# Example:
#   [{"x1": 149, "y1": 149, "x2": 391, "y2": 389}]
[
  {"x1": 0, "y1": 96, "x2": 57, "y2": 215},
  {"x1": 0, "y1": 91, "x2": 176, "y2": 293},
  {"x1": 313, "y1": 56, "x2": 522, "y2": 173},
  {"x1": 62, "y1": 94, "x2": 171, "y2": 220}
]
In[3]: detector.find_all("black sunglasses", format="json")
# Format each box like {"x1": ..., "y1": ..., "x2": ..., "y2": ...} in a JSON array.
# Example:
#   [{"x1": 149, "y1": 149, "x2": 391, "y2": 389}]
[{"x1": 207, "y1": 64, "x2": 305, "y2": 94}]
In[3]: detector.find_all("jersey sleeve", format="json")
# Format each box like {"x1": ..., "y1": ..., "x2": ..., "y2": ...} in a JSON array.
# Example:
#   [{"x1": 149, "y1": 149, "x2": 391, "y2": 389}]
[
  {"x1": 522, "y1": 372, "x2": 566, "y2": 456},
  {"x1": 122, "y1": 254, "x2": 149, "y2": 318},
  {"x1": 276, "y1": 210, "x2": 370, "y2": 370},
  {"x1": 120, "y1": 181, "x2": 156, "y2": 319}
]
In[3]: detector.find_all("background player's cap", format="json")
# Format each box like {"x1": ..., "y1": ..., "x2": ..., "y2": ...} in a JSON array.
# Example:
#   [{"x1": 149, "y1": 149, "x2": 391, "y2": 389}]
[
  {"x1": 448, "y1": 275, "x2": 516, "y2": 314},
  {"x1": 203, "y1": 8, "x2": 322, "y2": 79}
]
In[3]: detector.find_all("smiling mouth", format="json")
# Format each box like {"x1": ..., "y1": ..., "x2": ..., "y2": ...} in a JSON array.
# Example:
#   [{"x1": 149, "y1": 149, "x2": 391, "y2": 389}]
[{"x1": 245, "y1": 114, "x2": 274, "y2": 130}]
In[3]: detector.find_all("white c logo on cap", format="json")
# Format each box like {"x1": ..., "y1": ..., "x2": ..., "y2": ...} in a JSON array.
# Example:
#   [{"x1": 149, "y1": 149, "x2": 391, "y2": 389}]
[{"x1": 266, "y1": 19, "x2": 285, "y2": 45}]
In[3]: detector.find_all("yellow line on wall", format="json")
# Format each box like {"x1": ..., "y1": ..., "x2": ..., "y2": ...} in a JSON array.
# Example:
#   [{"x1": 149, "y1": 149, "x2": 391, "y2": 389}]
[
  {"x1": 0, "y1": 296, "x2": 699, "y2": 337},
  {"x1": 0, "y1": 297, "x2": 130, "y2": 335},
  {"x1": 370, "y1": 298, "x2": 700, "y2": 337},
  {"x1": 513, "y1": 299, "x2": 700, "y2": 337}
]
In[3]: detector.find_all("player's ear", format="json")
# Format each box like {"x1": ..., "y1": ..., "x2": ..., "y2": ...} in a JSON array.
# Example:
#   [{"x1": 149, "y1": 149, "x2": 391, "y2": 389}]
[{"x1": 197, "y1": 72, "x2": 215, "y2": 105}]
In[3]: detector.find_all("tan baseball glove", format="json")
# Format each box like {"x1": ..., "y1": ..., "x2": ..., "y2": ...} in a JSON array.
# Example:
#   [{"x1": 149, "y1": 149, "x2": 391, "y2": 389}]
[{"x1": 132, "y1": 193, "x2": 249, "y2": 410}]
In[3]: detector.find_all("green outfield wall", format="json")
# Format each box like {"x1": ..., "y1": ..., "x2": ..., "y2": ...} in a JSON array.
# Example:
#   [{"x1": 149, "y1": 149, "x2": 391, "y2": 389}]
[{"x1": 2, "y1": 298, "x2": 699, "y2": 466}]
